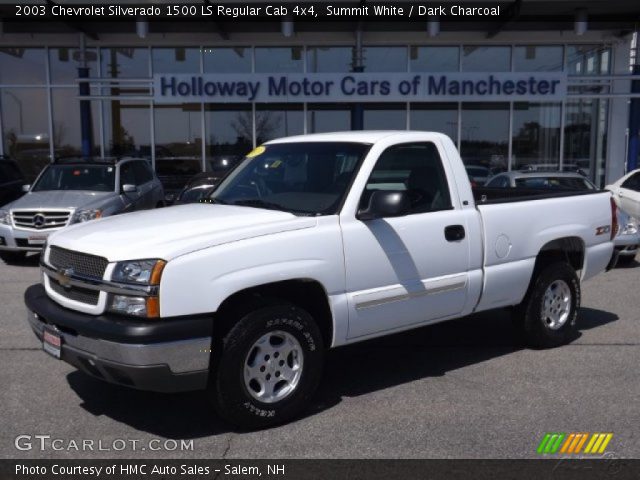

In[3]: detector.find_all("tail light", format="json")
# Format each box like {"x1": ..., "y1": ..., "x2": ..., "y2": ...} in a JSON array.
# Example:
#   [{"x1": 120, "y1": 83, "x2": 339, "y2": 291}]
[{"x1": 610, "y1": 196, "x2": 618, "y2": 241}]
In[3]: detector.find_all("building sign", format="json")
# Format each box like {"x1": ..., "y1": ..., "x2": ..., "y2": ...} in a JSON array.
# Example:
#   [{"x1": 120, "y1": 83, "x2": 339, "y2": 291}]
[{"x1": 153, "y1": 72, "x2": 567, "y2": 103}]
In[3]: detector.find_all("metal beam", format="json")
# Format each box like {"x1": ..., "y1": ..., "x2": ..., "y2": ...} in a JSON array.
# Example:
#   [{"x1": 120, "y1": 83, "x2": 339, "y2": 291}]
[
  {"x1": 45, "y1": 0, "x2": 99, "y2": 40},
  {"x1": 486, "y1": 0, "x2": 523, "y2": 39},
  {"x1": 204, "y1": 0, "x2": 229, "y2": 40}
]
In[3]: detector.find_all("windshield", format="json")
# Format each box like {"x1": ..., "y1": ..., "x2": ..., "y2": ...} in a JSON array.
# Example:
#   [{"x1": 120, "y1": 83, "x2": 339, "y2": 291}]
[
  {"x1": 32, "y1": 165, "x2": 116, "y2": 192},
  {"x1": 209, "y1": 142, "x2": 370, "y2": 216}
]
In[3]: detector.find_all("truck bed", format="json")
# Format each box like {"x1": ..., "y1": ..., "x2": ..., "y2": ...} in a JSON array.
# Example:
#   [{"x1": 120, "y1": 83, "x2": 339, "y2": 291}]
[{"x1": 472, "y1": 186, "x2": 604, "y2": 205}]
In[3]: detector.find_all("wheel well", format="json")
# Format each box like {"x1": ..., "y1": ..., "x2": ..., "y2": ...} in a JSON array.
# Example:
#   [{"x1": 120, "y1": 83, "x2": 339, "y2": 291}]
[
  {"x1": 535, "y1": 237, "x2": 585, "y2": 274},
  {"x1": 213, "y1": 279, "x2": 334, "y2": 349}
]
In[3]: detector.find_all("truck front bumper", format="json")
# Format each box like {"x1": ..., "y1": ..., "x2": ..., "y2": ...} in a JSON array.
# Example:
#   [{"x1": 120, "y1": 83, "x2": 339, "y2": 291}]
[{"x1": 24, "y1": 284, "x2": 212, "y2": 393}]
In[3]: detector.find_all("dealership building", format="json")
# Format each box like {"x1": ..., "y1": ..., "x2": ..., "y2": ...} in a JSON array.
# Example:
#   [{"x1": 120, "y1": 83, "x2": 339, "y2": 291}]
[{"x1": 0, "y1": 1, "x2": 639, "y2": 187}]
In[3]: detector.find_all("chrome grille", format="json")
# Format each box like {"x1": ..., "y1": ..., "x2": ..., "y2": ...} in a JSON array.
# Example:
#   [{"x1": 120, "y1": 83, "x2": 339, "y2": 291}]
[
  {"x1": 49, "y1": 246, "x2": 108, "y2": 279},
  {"x1": 49, "y1": 278, "x2": 99, "y2": 305},
  {"x1": 12, "y1": 210, "x2": 71, "y2": 229}
]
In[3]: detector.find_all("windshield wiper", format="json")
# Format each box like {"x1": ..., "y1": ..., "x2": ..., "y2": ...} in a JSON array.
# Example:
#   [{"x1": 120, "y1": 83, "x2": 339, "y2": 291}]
[{"x1": 232, "y1": 199, "x2": 313, "y2": 215}]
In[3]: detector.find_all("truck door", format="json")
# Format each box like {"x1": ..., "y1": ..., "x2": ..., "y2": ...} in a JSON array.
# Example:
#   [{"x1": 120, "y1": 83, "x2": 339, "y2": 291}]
[{"x1": 341, "y1": 142, "x2": 471, "y2": 339}]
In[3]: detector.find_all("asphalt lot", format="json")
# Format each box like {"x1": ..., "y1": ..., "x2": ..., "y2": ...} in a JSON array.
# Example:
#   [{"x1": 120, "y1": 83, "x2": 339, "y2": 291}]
[{"x1": 1, "y1": 253, "x2": 639, "y2": 459}]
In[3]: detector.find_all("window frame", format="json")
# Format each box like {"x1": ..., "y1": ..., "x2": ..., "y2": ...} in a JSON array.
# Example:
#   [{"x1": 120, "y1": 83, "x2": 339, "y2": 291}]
[{"x1": 358, "y1": 141, "x2": 454, "y2": 217}]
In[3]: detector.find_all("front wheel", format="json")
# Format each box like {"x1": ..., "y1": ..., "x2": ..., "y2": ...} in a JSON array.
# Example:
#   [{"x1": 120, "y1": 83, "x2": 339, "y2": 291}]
[
  {"x1": 513, "y1": 262, "x2": 580, "y2": 349},
  {"x1": 209, "y1": 303, "x2": 324, "y2": 429}
]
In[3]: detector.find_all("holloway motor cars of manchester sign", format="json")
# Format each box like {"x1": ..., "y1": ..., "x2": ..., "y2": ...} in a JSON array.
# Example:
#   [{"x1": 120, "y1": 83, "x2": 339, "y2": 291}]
[{"x1": 153, "y1": 72, "x2": 567, "y2": 103}]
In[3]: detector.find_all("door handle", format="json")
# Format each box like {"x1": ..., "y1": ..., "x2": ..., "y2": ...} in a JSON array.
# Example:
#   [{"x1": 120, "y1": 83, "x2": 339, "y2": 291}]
[{"x1": 444, "y1": 225, "x2": 465, "y2": 242}]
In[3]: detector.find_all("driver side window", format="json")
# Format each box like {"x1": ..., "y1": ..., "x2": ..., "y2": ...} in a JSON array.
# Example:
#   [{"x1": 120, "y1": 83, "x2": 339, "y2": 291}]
[{"x1": 360, "y1": 142, "x2": 452, "y2": 214}]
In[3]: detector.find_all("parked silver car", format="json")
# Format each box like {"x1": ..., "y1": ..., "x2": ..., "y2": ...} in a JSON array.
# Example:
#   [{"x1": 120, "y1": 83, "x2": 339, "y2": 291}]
[
  {"x1": 485, "y1": 170, "x2": 639, "y2": 265},
  {"x1": 0, "y1": 157, "x2": 164, "y2": 263}
]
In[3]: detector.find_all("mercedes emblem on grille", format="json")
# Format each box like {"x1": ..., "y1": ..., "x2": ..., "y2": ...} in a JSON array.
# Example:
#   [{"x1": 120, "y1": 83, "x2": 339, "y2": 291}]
[
  {"x1": 33, "y1": 213, "x2": 46, "y2": 229},
  {"x1": 55, "y1": 267, "x2": 74, "y2": 290}
]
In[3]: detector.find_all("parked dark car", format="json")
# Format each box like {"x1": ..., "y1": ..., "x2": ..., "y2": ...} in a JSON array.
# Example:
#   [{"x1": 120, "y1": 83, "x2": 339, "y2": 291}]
[
  {"x1": 158, "y1": 155, "x2": 242, "y2": 205},
  {"x1": 0, "y1": 157, "x2": 27, "y2": 207},
  {"x1": 155, "y1": 157, "x2": 204, "y2": 205},
  {"x1": 174, "y1": 156, "x2": 243, "y2": 205}
]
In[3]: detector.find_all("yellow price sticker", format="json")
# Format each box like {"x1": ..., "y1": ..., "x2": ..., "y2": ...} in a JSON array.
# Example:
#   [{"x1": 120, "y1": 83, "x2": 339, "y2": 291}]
[{"x1": 246, "y1": 146, "x2": 266, "y2": 158}]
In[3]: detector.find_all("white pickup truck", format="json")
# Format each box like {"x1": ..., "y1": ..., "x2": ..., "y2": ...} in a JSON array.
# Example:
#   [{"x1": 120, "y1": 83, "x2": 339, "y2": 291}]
[{"x1": 24, "y1": 131, "x2": 617, "y2": 428}]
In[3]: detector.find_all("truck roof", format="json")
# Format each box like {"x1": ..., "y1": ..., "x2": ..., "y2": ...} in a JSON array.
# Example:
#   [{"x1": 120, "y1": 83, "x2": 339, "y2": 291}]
[{"x1": 266, "y1": 130, "x2": 449, "y2": 145}]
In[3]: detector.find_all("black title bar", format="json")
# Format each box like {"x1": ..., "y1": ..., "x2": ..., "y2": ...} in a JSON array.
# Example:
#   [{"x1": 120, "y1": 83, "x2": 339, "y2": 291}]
[{"x1": 1, "y1": 2, "x2": 639, "y2": 23}]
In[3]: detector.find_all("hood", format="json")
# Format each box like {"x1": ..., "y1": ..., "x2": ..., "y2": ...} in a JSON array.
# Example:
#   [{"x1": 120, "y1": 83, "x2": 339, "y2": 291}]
[
  {"x1": 6, "y1": 191, "x2": 113, "y2": 210},
  {"x1": 48, "y1": 204, "x2": 317, "y2": 261}
]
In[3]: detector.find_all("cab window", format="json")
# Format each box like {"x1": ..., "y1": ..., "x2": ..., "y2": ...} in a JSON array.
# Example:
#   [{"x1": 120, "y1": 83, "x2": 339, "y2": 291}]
[{"x1": 360, "y1": 142, "x2": 452, "y2": 214}]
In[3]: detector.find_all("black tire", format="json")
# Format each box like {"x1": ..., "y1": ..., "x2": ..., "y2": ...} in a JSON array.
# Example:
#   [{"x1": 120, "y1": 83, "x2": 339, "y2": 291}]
[
  {"x1": 513, "y1": 262, "x2": 580, "y2": 349},
  {"x1": 209, "y1": 303, "x2": 324, "y2": 429},
  {"x1": 615, "y1": 254, "x2": 636, "y2": 266},
  {"x1": 156, "y1": 201, "x2": 165, "y2": 208},
  {"x1": 0, "y1": 251, "x2": 26, "y2": 264}
]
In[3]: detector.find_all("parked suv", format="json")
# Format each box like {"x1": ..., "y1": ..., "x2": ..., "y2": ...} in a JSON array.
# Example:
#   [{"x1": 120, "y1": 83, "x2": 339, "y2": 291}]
[
  {"x1": 0, "y1": 156, "x2": 26, "y2": 207},
  {"x1": 0, "y1": 157, "x2": 164, "y2": 263}
]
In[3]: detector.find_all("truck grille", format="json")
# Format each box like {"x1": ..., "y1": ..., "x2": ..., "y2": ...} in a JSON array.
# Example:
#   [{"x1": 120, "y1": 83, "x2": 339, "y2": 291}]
[
  {"x1": 12, "y1": 210, "x2": 71, "y2": 229},
  {"x1": 49, "y1": 246, "x2": 108, "y2": 280},
  {"x1": 49, "y1": 277, "x2": 100, "y2": 305}
]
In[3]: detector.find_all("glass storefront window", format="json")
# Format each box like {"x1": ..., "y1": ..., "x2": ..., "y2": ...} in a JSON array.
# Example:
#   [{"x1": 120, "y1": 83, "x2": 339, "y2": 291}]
[
  {"x1": 566, "y1": 45, "x2": 611, "y2": 75},
  {"x1": 306, "y1": 47, "x2": 352, "y2": 73},
  {"x1": 0, "y1": 48, "x2": 45, "y2": 84},
  {"x1": 1, "y1": 88, "x2": 49, "y2": 180},
  {"x1": 152, "y1": 48, "x2": 200, "y2": 74},
  {"x1": 363, "y1": 104, "x2": 407, "y2": 129},
  {"x1": 205, "y1": 104, "x2": 252, "y2": 157},
  {"x1": 255, "y1": 47, "x2": 303, "y2": 73},
  {"x1": 513, "y1": 46, "x2": 563, "y2": 72},
  {"x1": 203, "y1": 47, "x2": 251, "y2": 73},
  {"x1": 154, "y1": 103, "x2": 202, "y2": 158},
  {"x1": 410, "y1": 103, "x2": 458, "y2": 144},
  {"x1": 564, "y1": 99, "x2": 609, "y2": 186},
  {"x1": 103, "y1": 100, "x2": 151, "y2": 157},
  {"x1": 410, "y1": 46, "x2": 460, "y2": 72},
  {"x1": 363, "y1": 47, "x2": 408, "y2": 72},
  {"x1": 51, "y1": 88, "x2": 101, "y2": 157},
  {"x1": 255, "y1": 104, "x2": 304, "y2": 143},
  {"x1": 49, "y1": 47, "x2": 98, "y2": 84},
  {"x1": 101, "y1": 48, "x2": 150, "y2": 78},
  {"x1": 460, "y1": 103, "x2": 509, "y2": 172},
  {"x1": 512, "y1": 102, "x2": 561, "y2": 171},
  {"x1": 462, "y1": 46, "x2": 511, "y2": 72},
  {"x1": 307, "y1": 105, "x2": 351, "y2": 133}
]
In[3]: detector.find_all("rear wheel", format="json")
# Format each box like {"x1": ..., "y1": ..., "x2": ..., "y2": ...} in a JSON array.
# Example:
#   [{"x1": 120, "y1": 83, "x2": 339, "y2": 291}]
[
  {"x1": 615, "y1": 254, "x2": 636, "y2": 266},
  {"x1": 0, "y1": 251, "x2": 26, "y2": 264},
  {"x1": 513, "y1": 262, "x2": 580, "y2": 349},
  {"x1": 209, "y1": 303, "x2": 324, "y2": 429}
]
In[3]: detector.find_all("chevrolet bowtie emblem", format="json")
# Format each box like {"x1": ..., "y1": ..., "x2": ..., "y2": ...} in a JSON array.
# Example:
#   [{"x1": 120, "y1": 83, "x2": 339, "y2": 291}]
[{"x1": 55, "y1": 268, "x2": 74, "y2": 289}]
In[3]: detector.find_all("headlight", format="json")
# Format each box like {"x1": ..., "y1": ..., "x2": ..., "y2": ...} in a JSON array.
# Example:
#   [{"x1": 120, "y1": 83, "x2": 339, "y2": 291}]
[
  {"x1": 109, "y1": 295, "x2": 160, "y2": 318},
  {"x1": 71, "y1": 209, "x2": 102, "y2": 223},
  {"x1": 622, "y1": 222, "x2": 639, "y2": 236},
  {"x1": 111, "y1": 259, "x2": 166, "y2": 285},
  {"x1": 109, "y1": 259, "x2": 165, "y2": 318},
  {"x1": 0, "y1": 209, "x2": 10, "y2": 225}
]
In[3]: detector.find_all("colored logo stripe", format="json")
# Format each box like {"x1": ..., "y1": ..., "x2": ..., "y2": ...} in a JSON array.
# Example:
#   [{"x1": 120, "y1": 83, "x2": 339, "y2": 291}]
[{"x1": 538, "y1": 433, "x2": 612, "y2": 454}]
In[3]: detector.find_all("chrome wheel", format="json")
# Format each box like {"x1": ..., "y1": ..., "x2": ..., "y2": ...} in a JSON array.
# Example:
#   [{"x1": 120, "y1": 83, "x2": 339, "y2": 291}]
[
  {"x1": 541, "y1": 280, "x2": 572, "y2": 330},
  {"x1": 243, "y1": 330, "x2": 304, "y2": 404}
]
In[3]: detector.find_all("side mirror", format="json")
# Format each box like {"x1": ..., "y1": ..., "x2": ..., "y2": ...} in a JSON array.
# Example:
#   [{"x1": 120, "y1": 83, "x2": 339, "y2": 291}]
[
  {"x1": 21, "y1": 184, "x2": 31, "y2": 192},
  {"x1": 122, "y1": 184, "x2": 137, "y2": 194},
  {"x1": 357, "y1": 190, "x2": 411, "y2": 221}
]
